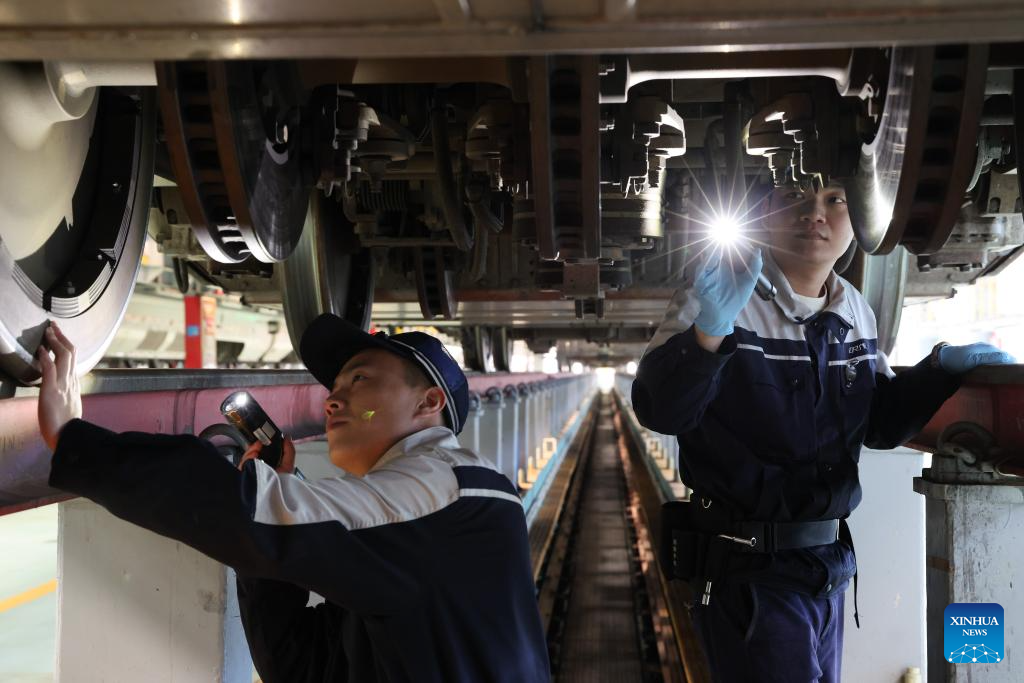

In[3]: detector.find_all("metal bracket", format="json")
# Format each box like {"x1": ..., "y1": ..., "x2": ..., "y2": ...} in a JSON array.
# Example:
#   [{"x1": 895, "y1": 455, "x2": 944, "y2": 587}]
[{"x1": 562, "y1": 262, "x2": 602, "y2": 298}]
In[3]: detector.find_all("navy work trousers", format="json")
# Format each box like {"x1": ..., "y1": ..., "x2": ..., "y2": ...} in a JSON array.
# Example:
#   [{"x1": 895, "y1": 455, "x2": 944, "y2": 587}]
[{"x1": 693, "y1": 579, "x2": 845, "y2": 682}]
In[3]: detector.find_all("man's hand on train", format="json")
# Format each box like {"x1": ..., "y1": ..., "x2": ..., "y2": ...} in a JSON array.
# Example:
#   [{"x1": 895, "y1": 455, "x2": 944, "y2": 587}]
[
  {"x1": 37, "y1": 323, "x2": 83, "y2": 451},
  {"x1": 938, "y1": 342, "x2": 1017, "y2": 374},
  {"x1": 238, "y1": 437, "x2": 297, "y2": 474},
  {"x1": 693, "y1": 247, "x2": 763, "y2": 338}
]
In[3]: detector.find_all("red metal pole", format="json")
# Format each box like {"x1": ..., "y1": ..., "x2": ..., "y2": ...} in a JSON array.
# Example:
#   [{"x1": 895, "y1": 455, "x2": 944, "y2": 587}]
[{"x1": 184, "y1": 295, "x2": 202, "y2": 369}]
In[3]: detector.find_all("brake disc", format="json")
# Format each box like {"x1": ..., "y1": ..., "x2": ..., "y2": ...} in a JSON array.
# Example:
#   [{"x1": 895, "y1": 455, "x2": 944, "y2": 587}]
[
  {"x1": 846, "y1": 45, "x2": 987, "y2": 254},
  {"x1": 0, "y1": 86, "x2": 155, "y2": 384},
  {"x1": 158, "y1": 60, "x2": 310, "y2": 264}
]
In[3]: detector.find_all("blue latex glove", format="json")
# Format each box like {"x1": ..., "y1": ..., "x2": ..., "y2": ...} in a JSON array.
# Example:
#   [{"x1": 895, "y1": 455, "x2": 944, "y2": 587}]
[
  {"x1": 938, "y1": 343, "x2": 1017, "y2": 374},
  {"x1": 693, "y1": 248, "x2": 763, "y2": 337}
]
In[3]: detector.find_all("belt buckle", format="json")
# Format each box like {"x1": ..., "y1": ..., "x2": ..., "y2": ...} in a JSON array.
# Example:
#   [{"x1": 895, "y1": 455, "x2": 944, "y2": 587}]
[{"x1": 716, "y1": 533, "x2": 757, "y2": 549}]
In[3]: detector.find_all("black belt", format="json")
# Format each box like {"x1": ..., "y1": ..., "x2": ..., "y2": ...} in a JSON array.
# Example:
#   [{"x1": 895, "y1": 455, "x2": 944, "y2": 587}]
[
  {"x1": 660, "y1": 500, "x2": 843, "y2": 582},
  {"x1": 719, "y1": 518, "x2": 840, "y2": 553},
  {"x1": 672, "y1": 496, "x2": 842, "y2": 554}
]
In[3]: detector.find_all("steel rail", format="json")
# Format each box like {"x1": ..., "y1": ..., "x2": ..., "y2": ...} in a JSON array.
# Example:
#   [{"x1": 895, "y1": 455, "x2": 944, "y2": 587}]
[{"x1": 612, "y1": 388, "x2": 710, "y2": 683}]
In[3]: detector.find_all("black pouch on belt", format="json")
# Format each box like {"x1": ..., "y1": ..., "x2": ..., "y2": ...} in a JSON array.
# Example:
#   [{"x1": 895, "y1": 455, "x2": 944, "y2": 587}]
[{"x1": 660, "y1": 500, "x2": 707, "y2": 581}]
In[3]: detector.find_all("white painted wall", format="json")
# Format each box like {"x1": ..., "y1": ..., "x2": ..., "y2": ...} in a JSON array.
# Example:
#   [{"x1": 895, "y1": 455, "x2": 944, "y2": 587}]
[
  {"x1": 56, "y1": 499, "x2": 251, "y2": 683},
  {"x1": 843, "y1": 447, "x2": 928, "y2": 683}
]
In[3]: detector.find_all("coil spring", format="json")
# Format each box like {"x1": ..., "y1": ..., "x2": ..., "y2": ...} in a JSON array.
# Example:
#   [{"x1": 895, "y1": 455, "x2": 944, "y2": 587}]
[{"x1": 356, "y1": 181, "x2": 408, "y2": 211}]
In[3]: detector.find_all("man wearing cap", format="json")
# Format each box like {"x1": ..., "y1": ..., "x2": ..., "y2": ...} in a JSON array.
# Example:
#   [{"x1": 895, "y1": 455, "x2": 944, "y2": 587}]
[{"x1": 36, "y1": 313, "x2": 549, "y2": 683}]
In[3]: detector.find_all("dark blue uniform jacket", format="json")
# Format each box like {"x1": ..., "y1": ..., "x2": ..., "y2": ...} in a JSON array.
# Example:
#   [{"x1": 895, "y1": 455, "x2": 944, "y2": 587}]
[
  {"x1": 49, "y1": 421, "x2": 550, "y2": 683},
  {"x1": 631, "y1": 253, "x2": 960, "y2": 595}
]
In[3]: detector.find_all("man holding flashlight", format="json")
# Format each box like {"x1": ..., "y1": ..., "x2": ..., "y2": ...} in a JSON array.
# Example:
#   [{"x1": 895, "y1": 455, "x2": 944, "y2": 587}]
[
  {"x1": 37, "y1": 314, "x2": 549, "y2": 683},
  {"x1": 632, "y1": 181, "x2": 1015, "y2": 681}
]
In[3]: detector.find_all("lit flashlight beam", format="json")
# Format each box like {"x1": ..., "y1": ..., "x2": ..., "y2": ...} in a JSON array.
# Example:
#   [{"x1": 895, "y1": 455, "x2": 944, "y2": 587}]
[
  {"x1": 707, "y1": 213, "x2": 776, "y2": 302},
  {"x1": 708, "y1": 212, "x2": 742, "y2": 246}
]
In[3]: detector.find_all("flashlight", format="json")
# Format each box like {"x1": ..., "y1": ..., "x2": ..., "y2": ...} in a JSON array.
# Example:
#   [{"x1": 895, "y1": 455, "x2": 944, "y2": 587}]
[
  {"x1": 709, "y1": 212, "x2": 742, "y2": 247},
  {"x1": 220, "y1": 391, "x2": 284, "y2": 469},
  {"x1": 708, "y1": 211, "x2": 776, "y2": 302},
  {"x1": 712, "y1": 214, "x2": 776, "y2": 301},
  {"x1": 754, "y1": 273, "x2": 777, "y2": 301}
]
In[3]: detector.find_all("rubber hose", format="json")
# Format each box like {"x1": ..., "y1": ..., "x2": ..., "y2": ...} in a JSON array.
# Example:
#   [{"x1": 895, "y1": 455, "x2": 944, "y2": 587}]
[
  {"x1": 431, "y1": 104, "x2": 473, "y2": 252},
  {"x1": 468, "y1": 198, "x2": 505, "y2": 234},
  {"x1": 172, "y1": 257, "x2": 190, "y2": 294},
  {"x1": 469, "y1": 224, "x2": 489, "y2": 282}
]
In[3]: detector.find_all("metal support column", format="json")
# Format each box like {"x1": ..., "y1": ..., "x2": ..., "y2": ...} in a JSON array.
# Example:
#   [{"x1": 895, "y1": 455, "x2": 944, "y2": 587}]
[
  {"x1": 458, "y1": 392, "x2": 482, "y2": 454},
  {"x1": 902, "y1": 367, "x2": 1024, "y2": 682},
  {"x1": 914, "y1": 459, "x2": 1024, "y2": 682},
  {"x1": 183, "y1": 294, "x2": 217, "y2": 369},
  {"x1": 501, "y1": 385, "x2": 522, "y2": 488},
  {"x1": 476, "y1": 387, "x2": 505, "y2": 477}
]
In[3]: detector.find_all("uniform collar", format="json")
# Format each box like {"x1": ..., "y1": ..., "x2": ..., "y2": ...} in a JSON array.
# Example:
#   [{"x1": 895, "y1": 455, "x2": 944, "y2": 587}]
[
  {"x1": 371, "y1": 426, "x2": 459, "y2": 472},
  {"x1": 763, "y1": 249, "x2": 856, "y2": 330}
]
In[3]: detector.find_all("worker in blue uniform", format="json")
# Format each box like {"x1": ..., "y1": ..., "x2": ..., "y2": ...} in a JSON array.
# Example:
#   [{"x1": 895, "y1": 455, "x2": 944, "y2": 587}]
[
  {"x1": 36, "y1": 313, "x2": 550, "y2": 683},
  {"x1": 631, "y1": 181, "x2": 1015, "y2": 682}
]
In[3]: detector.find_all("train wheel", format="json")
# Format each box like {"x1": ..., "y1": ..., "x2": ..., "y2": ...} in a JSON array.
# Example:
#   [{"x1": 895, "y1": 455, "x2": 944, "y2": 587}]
[
  {"x1": 281, "y1": 194, "x2": 375, "y2": 352},
  {"x1": 492, "y1": 326, "x2": 512, "y2": 372},
  {"x1": 461, "y1": 326, "x2": 494, "y2": 373},
  {"x1": 843, "y1": 248, "x2": 909, "y2": 354},
  {"x1": 0, "y1": 77, "x2": 155, "y2": 385},
  {"x1": 846, "y1": 45, "x2": 987, "y2": 255},
  {"x1": 414, "y1": 247, "x2": 459, "y2": 320},
  {"x1": 157, "y1": 60, "x2": 310, "y2": 264}
]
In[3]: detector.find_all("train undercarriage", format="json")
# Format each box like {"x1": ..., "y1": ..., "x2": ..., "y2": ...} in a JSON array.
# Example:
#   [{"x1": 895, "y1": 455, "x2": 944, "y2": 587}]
[
  {"x1": 2, "y1": 5, "x2": 1024, "y2": 380},
  {"x1": 3, "y1": 7, "x2": 1024, "y2": 681}
]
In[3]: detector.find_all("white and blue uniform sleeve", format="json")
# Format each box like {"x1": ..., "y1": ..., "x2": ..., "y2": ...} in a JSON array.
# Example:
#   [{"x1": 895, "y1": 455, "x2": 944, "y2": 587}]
[
  {"x1": 631, "y1": 287, "x2": 738, "y2": 436},
  {"x1": 49, "y1": 419, "x2": 425, "y2": 614}
]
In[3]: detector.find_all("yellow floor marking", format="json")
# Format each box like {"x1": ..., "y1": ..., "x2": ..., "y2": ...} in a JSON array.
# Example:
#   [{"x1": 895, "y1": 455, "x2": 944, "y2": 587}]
[{"x1": 0, "y1": 579, "x2": 57, "y2": 613}]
